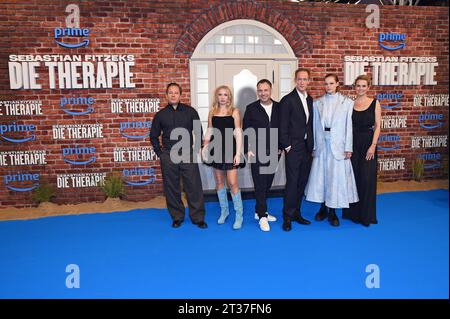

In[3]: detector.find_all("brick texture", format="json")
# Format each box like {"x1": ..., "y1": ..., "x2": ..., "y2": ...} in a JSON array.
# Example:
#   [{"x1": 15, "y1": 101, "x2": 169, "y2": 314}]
[{"x1": 0, "y1": 0, "x2": 448, "y2": 208}]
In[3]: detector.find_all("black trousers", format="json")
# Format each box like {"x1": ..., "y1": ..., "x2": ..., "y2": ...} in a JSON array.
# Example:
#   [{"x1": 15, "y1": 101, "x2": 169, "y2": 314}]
[
  {"x1": 250, "y1": 156, "x2": 279, "y2": 218},
  {"x1": 283, "y1": 146, "x2": 312, "y2": 221},
  {"x1": 160, "y1": 151, "x2": 205, "y2": 223}
]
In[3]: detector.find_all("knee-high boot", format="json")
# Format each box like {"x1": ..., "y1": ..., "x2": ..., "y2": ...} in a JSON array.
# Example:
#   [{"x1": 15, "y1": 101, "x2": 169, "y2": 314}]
[
  {"x1": 231, "y1": 190, "x2": 243, "y2": 230},
  {"x1": 217, "y1": 187, "x2": 229, "y2": 224}
]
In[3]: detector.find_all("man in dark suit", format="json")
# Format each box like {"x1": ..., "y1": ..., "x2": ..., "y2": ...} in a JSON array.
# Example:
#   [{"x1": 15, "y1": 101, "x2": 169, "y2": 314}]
[
  {"x1": 243, "y1": 79, "x2": 282, "y2": 232},
  {"x1": 279, "y1": 68, "x2": 314, "y2": 232},
  {"x1": 150, "y1": 83, "x2": 207, "y2": 229}
]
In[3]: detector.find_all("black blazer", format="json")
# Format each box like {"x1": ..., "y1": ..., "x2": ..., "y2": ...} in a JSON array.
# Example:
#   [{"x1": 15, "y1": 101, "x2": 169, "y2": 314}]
[
  {"x1": 279, "y1": 89, "x2": 314, "y2": 152},
  {"x1": 243, "y1": 99, "x2": 281, "y2": 156}
]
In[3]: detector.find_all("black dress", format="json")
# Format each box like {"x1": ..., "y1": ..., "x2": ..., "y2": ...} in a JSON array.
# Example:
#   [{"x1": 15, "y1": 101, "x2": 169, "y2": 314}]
[
  {"x1": 206, "y1": 115, "x2": 245, "y2": 170},
  {"x1": 342, "y1": 99, "x2": 378, "y2": 226}
]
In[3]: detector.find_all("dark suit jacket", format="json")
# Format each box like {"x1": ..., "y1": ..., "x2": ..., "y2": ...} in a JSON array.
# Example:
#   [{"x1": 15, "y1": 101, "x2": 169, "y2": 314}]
[
  {"x1": 279, "y1": 89, "x2": 314, "y2": 153},
  {"x1": 243, "y1": 99, "x2": 281, "y2": 157}
]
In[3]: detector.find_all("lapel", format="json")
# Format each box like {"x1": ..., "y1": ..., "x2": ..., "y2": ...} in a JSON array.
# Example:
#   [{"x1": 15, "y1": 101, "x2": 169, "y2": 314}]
[
  {"x1": 293, "y1": 89, "x2": 307, "y2": 124},
  {"x1": 317, "y1": 93, "x2": 344, "y2": 129},
  {"x1": 331, "y1": 93, "x2": 344, "y2": 127},
  {"x1": 270, "y1": 100, "x2": 278, "y2": 127},
  {"x1": 306, "y1": 96, "x2": 313, "y2": 126},
  {"x1": 255, "y1": 100, "x2": 270, "y2": 125},
  {"x1": 317, "y1": 97, "x2": 326, "y2": 130}
]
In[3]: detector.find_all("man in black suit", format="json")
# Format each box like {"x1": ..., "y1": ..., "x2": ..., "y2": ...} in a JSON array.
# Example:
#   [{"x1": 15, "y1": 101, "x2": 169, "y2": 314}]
[
  {"x1": 243, "y1": 79, "x2": 282, "y2": 232},
  {"x1": 150, "y1": 83, "x2": 207, "y2": 229},
  {"x1": 279, "y1": 68, "x2": 314, "y2": 232}
]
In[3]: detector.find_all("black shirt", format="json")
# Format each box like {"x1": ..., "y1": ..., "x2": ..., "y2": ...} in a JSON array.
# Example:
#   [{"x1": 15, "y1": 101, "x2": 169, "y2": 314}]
[{"x1": 150, "y1": 103, "x2": 203, "y2": 157}]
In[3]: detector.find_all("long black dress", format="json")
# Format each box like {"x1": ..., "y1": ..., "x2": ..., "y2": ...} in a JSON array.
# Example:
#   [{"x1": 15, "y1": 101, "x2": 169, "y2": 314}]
[
  {"x1": 206, "y1": 115, "x2": 245, "y2": 170},
  {"x1": 342, "y1": 99, "x2": 378, "y2": 226}
]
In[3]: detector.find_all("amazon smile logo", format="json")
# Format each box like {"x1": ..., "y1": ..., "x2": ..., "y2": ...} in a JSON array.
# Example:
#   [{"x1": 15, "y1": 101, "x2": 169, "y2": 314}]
[
  {"x1": 120, "y1": 121, "x2": 152, "y2": 139},
  {"x1": 61, "y1": 146, "x2": 96, "y2": 165},
  {"x1": 54, "y1": 28, "x2": 90, "y2": 48},
  {"x1": 418, "y1": 113, "x2": 444, "y2": 130},
  {"x1": 378, "y1": 33, "x2": 406, "y2": 51},
  {"x1": 123, "y1": 167, "x2": 156, "y2": 186},
  {"x1": 377, "y1": 135, "x2": 401, "y2": 151},
  {"x1": 376, "y1": 93, "x2": 403, "y2": 110},
  {"x1": 0, "y1": 122, "x2": 36, "y2": 143},
  {"x1": 419, "y1": 152, "x2": 441, "y2": 169},
  {"x1": 3, "y1": 172, "x2": 40, "y2": 192},
  {"x1": 60, "y1": 97, "x2": 95, "y2": 115}
]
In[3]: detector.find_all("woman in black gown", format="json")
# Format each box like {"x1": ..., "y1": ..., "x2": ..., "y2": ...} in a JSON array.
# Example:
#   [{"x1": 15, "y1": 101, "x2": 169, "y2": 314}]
[
  {"x1": 202, "y1": 85, "x2": 245, "y2": 230},
  {"x1": 343, "y1": 75, "x2": 381, "y2": 227}
]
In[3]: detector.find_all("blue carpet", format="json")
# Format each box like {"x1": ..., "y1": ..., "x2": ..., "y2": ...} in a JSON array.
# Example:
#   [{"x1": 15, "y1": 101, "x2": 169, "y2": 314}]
[{"x1": 0, "y1": 189, "x2": 448, "y2": 299}]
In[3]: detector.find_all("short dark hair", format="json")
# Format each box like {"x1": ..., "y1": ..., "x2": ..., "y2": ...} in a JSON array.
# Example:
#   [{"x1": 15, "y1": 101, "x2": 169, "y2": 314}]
[
  {"x1": 166, "y1": 82, "x2": 182, "y2": 95},
  {"x1": 295, "y1": 68, "x2": 311, "y2": 79},
  {"x1": 257, "y1": 79, "x2": 272, "y2": 88}
]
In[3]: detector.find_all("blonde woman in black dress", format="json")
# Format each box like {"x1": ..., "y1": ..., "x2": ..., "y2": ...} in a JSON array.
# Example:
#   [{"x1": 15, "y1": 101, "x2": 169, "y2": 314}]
[
  {"x1": 202, "y1": 85, "x2": 245, "y2": 229},
  {"x1": 343, "y1": 75, "x2": 381, "y2": 227}
]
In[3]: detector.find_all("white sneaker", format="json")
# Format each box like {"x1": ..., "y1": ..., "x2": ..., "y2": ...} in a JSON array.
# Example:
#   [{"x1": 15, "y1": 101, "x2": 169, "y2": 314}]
[
  {"x1": 259, "y1": 217, "x2": 270, "y2": 232},
  {"x1": 254, "y1": 212, "x2": 277, "y2": 222}
]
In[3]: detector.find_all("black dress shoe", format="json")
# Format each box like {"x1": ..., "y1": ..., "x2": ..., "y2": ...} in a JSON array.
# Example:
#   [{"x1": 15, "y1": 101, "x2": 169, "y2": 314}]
[
  {"x1": 293, "y1": 215, "x2": 311, "y2": 225},
  {"x1": 315, "y1": 203, "x2": 328, "y2": 221},
  {"x1": 194, "y1": 221, "x2": 208, "y2": 229},
  {"x1": 328, "y1": 209, "x2": 340, "y2": 227},
  {"x1": 282, "y1": 220, "x2": 292, "y2": 231},
  {"x1": 172, "y1": 220, "x2": 183, "y2": 228}
]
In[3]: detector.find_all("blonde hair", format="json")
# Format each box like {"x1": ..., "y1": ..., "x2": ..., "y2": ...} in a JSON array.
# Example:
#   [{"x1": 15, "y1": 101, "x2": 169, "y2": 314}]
[
  {"x1": 354, "y1": 74, "x2": 371, "y2": 87},
  {"x1": 211, "y1": 85, "x2": 235, "y2": 116}
]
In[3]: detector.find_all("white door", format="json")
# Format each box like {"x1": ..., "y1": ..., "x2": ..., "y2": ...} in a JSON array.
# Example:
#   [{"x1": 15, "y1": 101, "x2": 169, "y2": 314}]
[
  {"x1": 198, "y1": 60, "x2": 286, "y2": 191},
  {"x1": 216, "y1": 59, "x2": 277, "y2": 115}
]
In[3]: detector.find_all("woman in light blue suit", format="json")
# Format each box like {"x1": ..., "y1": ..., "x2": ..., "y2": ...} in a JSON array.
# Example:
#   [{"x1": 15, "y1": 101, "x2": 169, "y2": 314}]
[{"x1": 305, "y1": 74, "x2": 358, "y2": 227}]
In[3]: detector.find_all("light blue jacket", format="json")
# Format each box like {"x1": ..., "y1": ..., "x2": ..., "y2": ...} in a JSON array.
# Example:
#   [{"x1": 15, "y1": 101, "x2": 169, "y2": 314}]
[{"x1": 313, "y1": 93, "x2": 354, "y2": 160}]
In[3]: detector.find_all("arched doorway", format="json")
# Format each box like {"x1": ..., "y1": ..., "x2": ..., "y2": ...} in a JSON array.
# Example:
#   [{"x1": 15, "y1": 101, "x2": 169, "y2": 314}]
[{"x1": 190, "y1": 19, "x2": 297, "y2": 191}]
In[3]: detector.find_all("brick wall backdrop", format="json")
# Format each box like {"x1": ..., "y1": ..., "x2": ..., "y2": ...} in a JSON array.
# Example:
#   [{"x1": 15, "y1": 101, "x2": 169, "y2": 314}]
[{"x1": 0, "y1": 0, "x2": 448, "y2": 208}]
